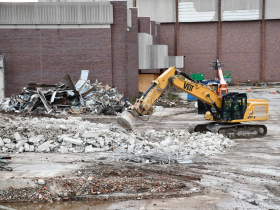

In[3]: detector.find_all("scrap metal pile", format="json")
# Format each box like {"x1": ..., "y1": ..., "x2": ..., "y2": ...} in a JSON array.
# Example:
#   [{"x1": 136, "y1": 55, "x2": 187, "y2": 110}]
[{"x1": 0, "y1": 70, "x2": 126, "y2": 115}]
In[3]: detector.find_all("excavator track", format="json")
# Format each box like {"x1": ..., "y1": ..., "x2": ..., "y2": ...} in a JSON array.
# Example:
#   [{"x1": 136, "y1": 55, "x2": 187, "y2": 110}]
[{"x1": 188, "y1": 122, "x2": 267, "y2": 139}]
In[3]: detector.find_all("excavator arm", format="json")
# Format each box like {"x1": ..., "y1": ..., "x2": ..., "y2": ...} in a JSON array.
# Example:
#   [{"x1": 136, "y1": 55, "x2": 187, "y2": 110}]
[
  {"x1": 133, "y1": 67, "x2": 222, "y2": 116},
  {"x1": 117, "y1": 66, "x2": 268, "y2": 139}
]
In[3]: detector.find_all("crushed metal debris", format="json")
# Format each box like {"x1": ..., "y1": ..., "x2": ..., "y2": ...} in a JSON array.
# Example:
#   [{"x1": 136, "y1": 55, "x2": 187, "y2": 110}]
[{"x1": 0, "y1": 70, "x2": 126, "y2": 115}]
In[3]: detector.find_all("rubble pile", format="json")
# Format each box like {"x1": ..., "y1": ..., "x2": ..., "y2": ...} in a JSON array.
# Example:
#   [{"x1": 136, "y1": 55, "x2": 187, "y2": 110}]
[
  {"x1": 0, "y1": 163, "x2": 200, "y2": 202},
  {"x1": 0, "y1": 70, "x2": 126, "y2": 115},
  {"x1": 0, "y1": 115, "x2": 235, "y2": 161}
]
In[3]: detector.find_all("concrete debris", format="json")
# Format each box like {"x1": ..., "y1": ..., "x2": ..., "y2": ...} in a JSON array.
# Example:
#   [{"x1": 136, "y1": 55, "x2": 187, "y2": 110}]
[
  {"x1": 0, "y1": 115, "x2": 235, "y2": 162},
  {"x1": 0, "y1": 70, "x2": 126, "y2": 116},
  {"x1": 37, "y1": 179, "x2": 45, "y2": 185}
]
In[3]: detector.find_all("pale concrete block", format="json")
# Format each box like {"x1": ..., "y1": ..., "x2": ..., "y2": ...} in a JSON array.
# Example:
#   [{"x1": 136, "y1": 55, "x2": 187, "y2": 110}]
[
  {"x1": 59, "y1": 125, "x2": 67, "y2": 130},
  {"x1": 144, "y1": 146, "x2": 150, "y2": 151},
  {"x1": 49, "y1": 143, "x2": 60, "y2": 150},
  {"x1": 99, "y1": 138, "x2": 105, "y2": 147},
  {"x1": 0, "y1": 179, "x2": 36, "y2": 190},
  {"x1": 3, "y1": 138, "x2": 11, "y2": 144},
  {"x1": 38, "y1": 179, "x2": 45, "y2": 185},
  {"x1": 18, "y1": 146, "x2": 24, "y2": 153},
  {"x1": 36, "y1": 141, "x2": 53, "y2": 152},
  {"x1": 127, "y1": 145, "x2": 135, "y2": 153},
  {"x1": 14, "y1": 132, "x2": 22, "y2": 141},
  {"x1": 58, "y1": 146, "x2": 69, "y2": 154},
  {"x1": 5, "y1": 143, "x2": 15, "y2": 149},
  {"x1": 63, "y1": 137, "x2": 83, "y2": 145},
  {"x1": 16, "y1": 140, "x2": 27, "y2": 148},
  {"x1": 46, "y1": 124, "x2": 52, "y2": 129},
  {"x1": 24, "y1": 143, "x2": 30, "y2": 152},
  {"x1": 30, "y1": 135, "x2": 44, "y2": 144},
  {"x1": 169, "y1": 145, "x2": 180, "y2": 150},
  {"x1": 160, "y1": 139, "x2": 171, "y2": 147},
  {"x1": 85, "y1": 145, "x2": 105, "y2": 153},
  {"x1": 28, "y1": 132, "x2": 35, "y2": 138},
  {"x1": 0, "y1": 138, "x2": 4, "y2": 147},
  {"x1": 29, "y1": 145, "x2": 35, "y2": 152},
  {"x1": 2, "y1": 147, "x2": 8, "y2": 152},
  {"x1": 69, "y1": 148, "x2": 75, "y2": 152},
  {"x1": 82, "y1": 131, "x2": 102, "y2": 138}
]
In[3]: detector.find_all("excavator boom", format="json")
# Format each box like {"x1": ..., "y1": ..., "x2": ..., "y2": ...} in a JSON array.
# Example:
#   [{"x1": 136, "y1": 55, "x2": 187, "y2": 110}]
[{"x1": 117, "y1": 66, "x2": 268, "y2": 138}]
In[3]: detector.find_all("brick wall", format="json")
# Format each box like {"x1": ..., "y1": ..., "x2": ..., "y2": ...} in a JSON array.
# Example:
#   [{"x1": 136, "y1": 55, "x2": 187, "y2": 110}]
[
  {"x1": 159, "y1": 24, "x2": 175, "y2": 56},
  {"x1": 222, "y1": 21, "x2": 261, "y2": 82},
  {"x1": 265, "y1": 20, "x2": 280, "y2": 82},
  {"x1": 3, "y1": 3, "x2": 280, "y2": 98},
  {"x1": 178, "y1": 22, "x2": 218, "y2": 80},
  {"x1": 127, "y1": 8, "x2": 139, "y2": 97},
  {"x1": 138, "y1": 17, "x2": 150, "y2": 34},
  {"x1": 111, "y1": 1, "x2": 128, "y2": 95},
  {"x1": 0, "y1": 1, "x2": 140, "y2": 98},
  {"x1": 159, "y1": 21, "x2": 272, "y2": 83},
  {"x1": 0, "y1": 28, "x2": 112, "y2": 97}
]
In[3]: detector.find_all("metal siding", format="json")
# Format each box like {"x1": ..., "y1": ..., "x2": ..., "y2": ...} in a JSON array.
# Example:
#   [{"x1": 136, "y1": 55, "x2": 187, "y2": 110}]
[
  {"x1": 221, "y1": 0, "x2": 262, "y2": 21},
  {"x1": 0, "y1": 3, "x2": 113, "y2": 24},
  {"x1": 265, "y1": 0, "x2": 280, "y2": 20},
  {"x1": 136, "y1": 0, "x2": 175, "y2": 23},
  {"x1": 178, "y1": 2, "x2": 217, "y2": 22},
  {"x1": 222, "y1": 10, "x2": 260, "y2": 21}
]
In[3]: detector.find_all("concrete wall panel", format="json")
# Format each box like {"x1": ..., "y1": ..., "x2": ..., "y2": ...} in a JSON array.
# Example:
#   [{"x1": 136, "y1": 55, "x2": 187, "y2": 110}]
[
  {"x1": 0, "y1": 2, "x2": 113, "y2": 25},
  {"x1": 167, "y1": 56, "x2": 184, "y2": 68},
  {"x1": 147, "y1": 45, "x2": 168, "y2": 69},
  {"x1": 136, "y1": 0, "x2": 175, "y2": 23},
  {"x1": 138, "y1": 33, "x2": 153, "y2": 69}
]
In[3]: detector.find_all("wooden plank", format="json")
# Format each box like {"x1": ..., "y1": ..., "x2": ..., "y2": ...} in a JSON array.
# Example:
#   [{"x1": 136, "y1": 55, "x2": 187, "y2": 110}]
[{"x1": 139, "y1": 74, "x2": 155, "y2": 93}]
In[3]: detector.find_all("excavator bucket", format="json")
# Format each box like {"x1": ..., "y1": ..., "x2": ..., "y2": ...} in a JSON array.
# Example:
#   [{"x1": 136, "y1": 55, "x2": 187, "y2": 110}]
[{"x1": 116, "y1": 111, "x2": 136, "y2": 129}]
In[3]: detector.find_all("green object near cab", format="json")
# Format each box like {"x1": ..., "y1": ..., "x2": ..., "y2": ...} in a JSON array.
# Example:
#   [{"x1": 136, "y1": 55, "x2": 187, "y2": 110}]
[
  {"x1": 190, "y1": 73, "x2": 204, "y2": 81},
  {"x1": 223, "y1": 70, "x2": 232, "y2": 78},
  {"x1": 223, "y1": 70, "x2": 232, "y2": 83}
]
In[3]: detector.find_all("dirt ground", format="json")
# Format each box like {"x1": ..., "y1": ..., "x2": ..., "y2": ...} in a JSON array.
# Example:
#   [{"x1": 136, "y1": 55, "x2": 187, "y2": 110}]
[{"x1": 1, "y1": 86, "x2": 280, "y2": 210}]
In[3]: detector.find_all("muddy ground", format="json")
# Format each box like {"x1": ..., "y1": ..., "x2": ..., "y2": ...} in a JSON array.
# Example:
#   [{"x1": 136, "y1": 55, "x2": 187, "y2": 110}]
[{"x1": 0, "y1": 86, "x2": 280, "y2": 210}]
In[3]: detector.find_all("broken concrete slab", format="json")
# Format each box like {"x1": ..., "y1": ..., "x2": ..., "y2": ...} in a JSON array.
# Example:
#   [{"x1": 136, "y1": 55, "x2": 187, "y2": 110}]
[
  {"x1": 63, "y1": 137, "x2": 83, "y2": 146},
  {"x1": 0, "y1": 179, "x2": 37, "y2": 190},
  {"x1": 82, "y1": 131, "x2": 103, "y2": 139}
]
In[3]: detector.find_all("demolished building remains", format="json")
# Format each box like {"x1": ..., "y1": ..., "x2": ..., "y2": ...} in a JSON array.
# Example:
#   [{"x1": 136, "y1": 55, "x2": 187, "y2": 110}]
[
  {"x1": 0, "y1": 70, "x2": 126, "y2": 115},
  {"x1": 0, "y1": 114, "x2": 235, "y2": 164}
]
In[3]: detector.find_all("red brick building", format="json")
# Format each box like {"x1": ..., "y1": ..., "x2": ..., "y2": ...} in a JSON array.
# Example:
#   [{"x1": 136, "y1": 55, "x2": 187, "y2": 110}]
[{"x1": 0, "y1": 0, "x2": 280, "y2": 98}]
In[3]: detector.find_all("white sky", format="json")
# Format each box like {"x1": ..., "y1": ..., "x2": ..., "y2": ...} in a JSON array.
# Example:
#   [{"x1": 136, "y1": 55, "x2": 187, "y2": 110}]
[{"x1": 0, "y1": 0, "x2": 38, "y2": 2}]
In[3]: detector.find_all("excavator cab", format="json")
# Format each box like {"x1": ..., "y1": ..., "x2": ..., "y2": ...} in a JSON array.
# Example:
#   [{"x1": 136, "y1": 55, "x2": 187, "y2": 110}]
[{"x1": 221, "y1": 92, "x2": 247, "y2": 122}]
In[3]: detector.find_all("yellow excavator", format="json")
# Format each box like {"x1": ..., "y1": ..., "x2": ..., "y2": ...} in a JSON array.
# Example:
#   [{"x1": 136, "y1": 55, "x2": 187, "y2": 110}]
[{"x1": 117, "y1": 60, "x2": 269, "y2": 138}]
